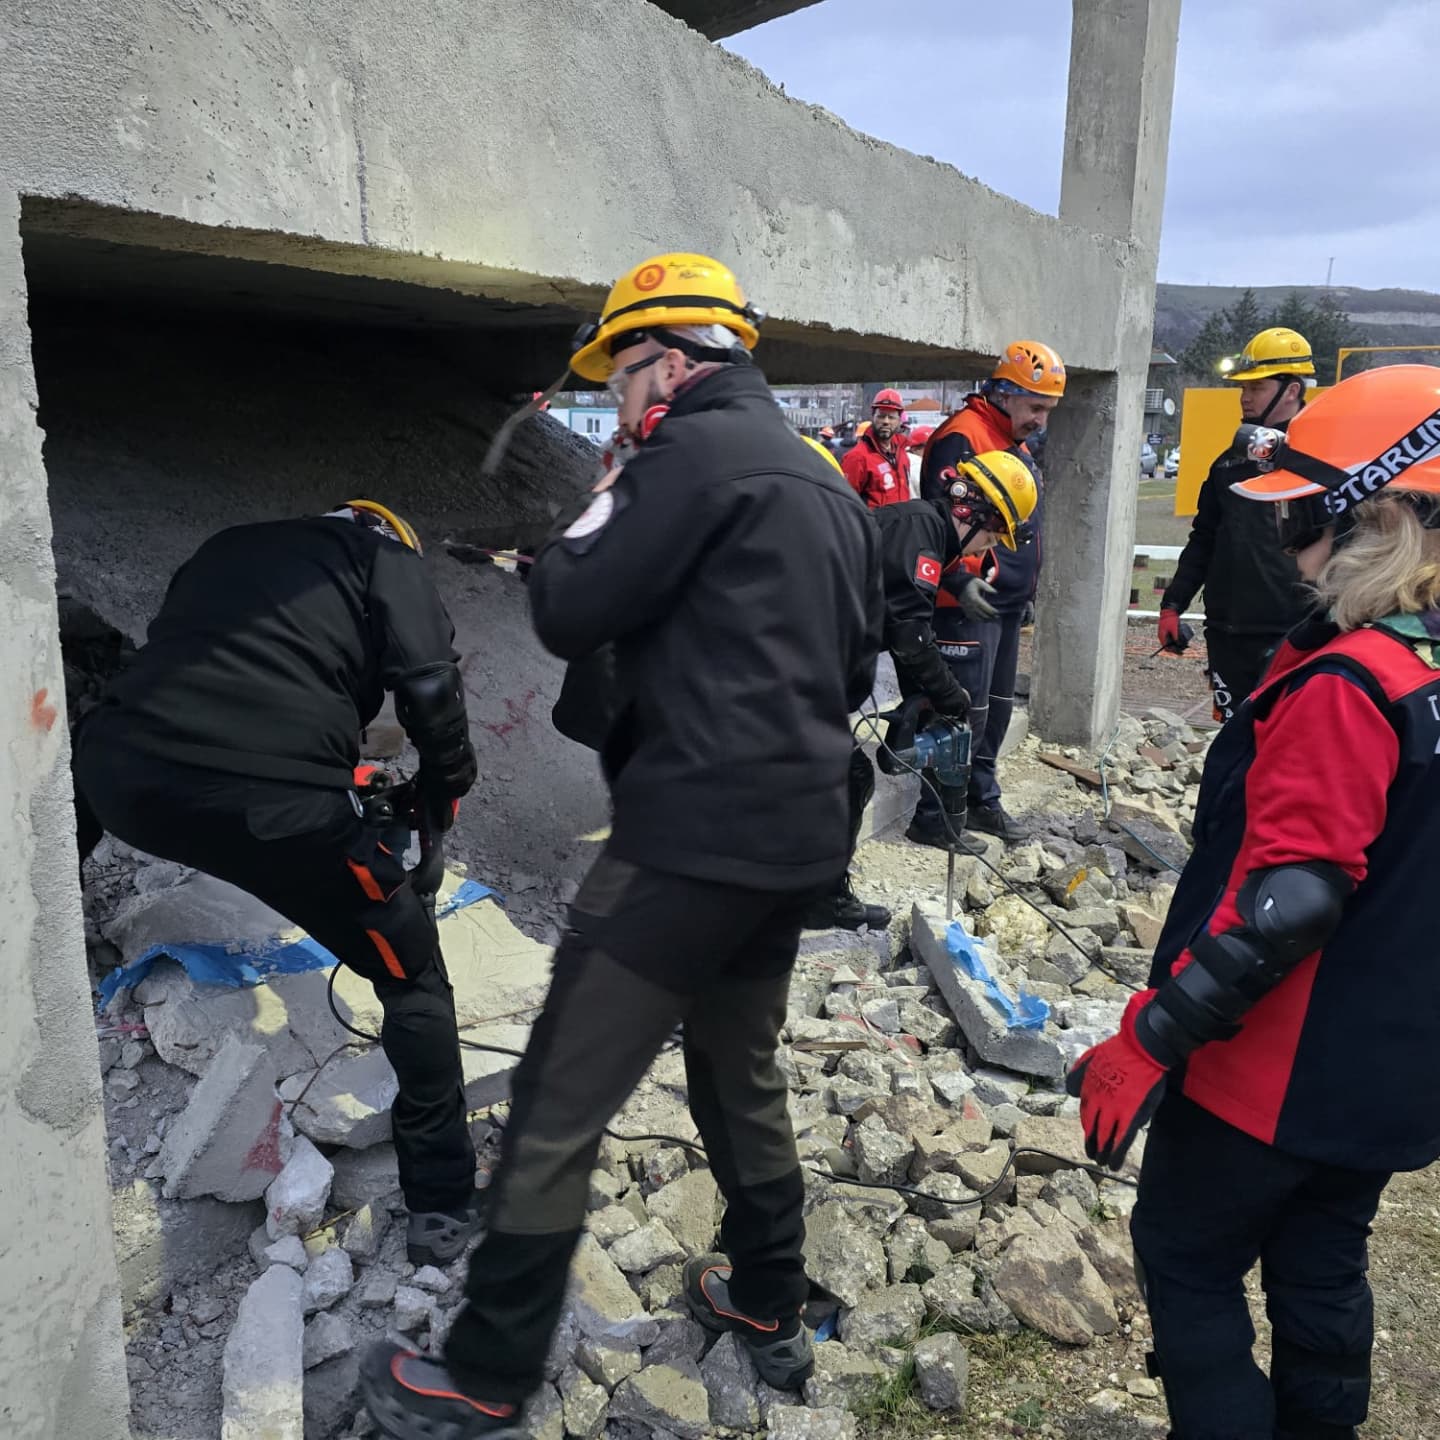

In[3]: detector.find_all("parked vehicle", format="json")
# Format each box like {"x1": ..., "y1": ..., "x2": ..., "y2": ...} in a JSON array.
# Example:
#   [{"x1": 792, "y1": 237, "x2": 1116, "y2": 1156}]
[
  {"x1": 1163, "y1": 447, "x2": 1180, "y2": 480},
  {"x1": 1140, "y1": 441, "x2": 1158, "y2": 477}
]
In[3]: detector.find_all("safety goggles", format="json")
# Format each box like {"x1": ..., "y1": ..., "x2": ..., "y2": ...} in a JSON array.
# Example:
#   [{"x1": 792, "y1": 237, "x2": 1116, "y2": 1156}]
[{"x1": 604, "y1": 346, "x2": 662, "y2": 403}]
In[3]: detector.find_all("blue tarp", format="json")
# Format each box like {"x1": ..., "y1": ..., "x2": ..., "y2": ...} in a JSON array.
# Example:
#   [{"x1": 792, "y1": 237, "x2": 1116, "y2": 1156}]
[
  {"x1": 98, "y1": 879, "x2": 499, "y2": 1006},
  {"x1": 946, "y1": 919, "x2": 1050, "y2": 1031}
]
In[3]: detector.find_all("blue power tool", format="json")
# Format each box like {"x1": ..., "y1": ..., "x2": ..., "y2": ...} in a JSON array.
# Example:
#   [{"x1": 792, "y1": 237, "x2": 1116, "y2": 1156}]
[{"x1": 877, "y1": 694, "x2": 973, "y2": 917}]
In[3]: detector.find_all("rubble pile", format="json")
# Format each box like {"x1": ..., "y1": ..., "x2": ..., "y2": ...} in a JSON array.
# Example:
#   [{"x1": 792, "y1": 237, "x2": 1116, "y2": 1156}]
[{"x1": 93, "y1": 710, "x2": 1208, "y2": 1438}]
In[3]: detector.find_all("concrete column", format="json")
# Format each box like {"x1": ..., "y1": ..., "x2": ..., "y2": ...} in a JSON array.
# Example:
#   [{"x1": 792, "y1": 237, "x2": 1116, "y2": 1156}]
[
  {"x1": 0, "y1": 189, "x2": 131, "y2": 1438},
  {"x1": 1032, "y1": 0, "x2": 1181, "y2": 746}
]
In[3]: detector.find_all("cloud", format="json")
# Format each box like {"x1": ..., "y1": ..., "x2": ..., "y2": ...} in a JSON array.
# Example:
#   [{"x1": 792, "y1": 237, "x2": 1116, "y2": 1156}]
[{"x1": 724, "y1": 0, "x2": 1439, "y2": 291}]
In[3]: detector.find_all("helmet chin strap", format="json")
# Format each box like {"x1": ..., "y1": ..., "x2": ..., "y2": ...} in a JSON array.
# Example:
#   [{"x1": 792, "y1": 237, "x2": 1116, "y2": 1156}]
[{"x1": 1252, "y1": 376, "x2": 1301, "y2": 428}]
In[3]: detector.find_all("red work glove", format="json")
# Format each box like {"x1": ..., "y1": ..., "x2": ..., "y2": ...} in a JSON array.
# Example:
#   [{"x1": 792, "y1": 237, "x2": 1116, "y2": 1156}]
[
  {"x1": 1065, "y1": 989, "x2": 1169, "y2": 1170},
  {"x1": 1158, "y1": 608, "x2": 1183, "y2": 654}
]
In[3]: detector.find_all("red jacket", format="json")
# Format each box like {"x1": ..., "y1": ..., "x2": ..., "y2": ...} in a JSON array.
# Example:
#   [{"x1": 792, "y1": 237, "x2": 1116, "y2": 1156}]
[
  {"x1": 842, "y1": 432, "x2": 910, "y2": 508},
  {"x1": 1148, "y1": 618, "x2": 1440, "y2": 1172}
]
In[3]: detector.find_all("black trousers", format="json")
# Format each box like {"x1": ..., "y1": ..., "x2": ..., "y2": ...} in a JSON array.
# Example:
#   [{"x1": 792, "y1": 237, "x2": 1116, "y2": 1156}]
[
  {"x1": 911, "y1": 607, "x2": 1001, "y2": 828},
  {"x1": 1205, "y1": 628, "x2": 1282, "y2": 723},
  {"x1": 1130, "y1": 1094, "x2": 1390, "y2": 1440},
  {"x1": 74, "y1": 733, "x2": 476, "y2": 1215},
  {"x1": 445, "y1": 851, "x2": 817, "y2": 1403}
]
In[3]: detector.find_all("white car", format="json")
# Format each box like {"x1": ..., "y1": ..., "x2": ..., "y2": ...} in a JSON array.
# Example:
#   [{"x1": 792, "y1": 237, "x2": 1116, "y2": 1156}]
[{"x1": 1163, "y1": 447, "x2": 1180, "y2": 480}]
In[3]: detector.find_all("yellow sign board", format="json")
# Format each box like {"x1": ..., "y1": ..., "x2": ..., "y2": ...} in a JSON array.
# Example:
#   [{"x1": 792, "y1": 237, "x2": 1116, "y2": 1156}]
[
  {"x1": 1174, "y1": 385, "x2": 1329, "y2": 516},
  {"x1": 1175, "y1": 389, "x2": 1240, "y2": 517}
]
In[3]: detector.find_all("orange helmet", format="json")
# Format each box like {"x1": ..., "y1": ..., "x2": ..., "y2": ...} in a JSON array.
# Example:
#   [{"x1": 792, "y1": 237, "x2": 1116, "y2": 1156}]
[
  {"x1": 991, "y1": 341, "x2": 1066, "y2": 398},
  {"x1": 856, "y1": 420, "x2": 872, "y2": 438},
  {"x1": 1231, "y1": 365, "x2": 1440, "y2": 553}
]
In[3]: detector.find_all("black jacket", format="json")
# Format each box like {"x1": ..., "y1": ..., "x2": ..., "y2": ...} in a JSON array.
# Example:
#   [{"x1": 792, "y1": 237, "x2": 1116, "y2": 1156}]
[
  {"x1": 1162, "y1": 441, "x2": 1310, "y2": 635},
  {"x1": 873, "y1": 499, "x2": 971, "y2": 715},
  {"x1": 91, "y1": 518, "x2": 459, "y2": 788},
  {"x1": 528, "y1": 364, "x2": 883, "y2": 892}
]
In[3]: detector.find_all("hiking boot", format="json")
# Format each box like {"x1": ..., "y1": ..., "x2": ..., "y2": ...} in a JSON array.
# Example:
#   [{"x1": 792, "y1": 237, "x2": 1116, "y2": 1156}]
[
  {"x1": 683, "y1": 1255, "x2": 814, "y2": 1389},
  {"x1": 359, "y1": 1343, "x2": 526, "y2": 1439},
  {"x1": 799, "y1": 875, "x2": 891, "y2": 933},
  {"x1": 966, "y1": 804, "x2": 1027, "y2": 843},
  {"x1": 406, "y1": 1195, "x2": 483, "y2": 1267}
]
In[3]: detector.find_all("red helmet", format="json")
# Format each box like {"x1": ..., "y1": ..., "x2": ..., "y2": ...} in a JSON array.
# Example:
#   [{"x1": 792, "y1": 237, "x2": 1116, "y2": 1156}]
[
  {"x1": 872, "y1": 388, "x2": 905, "y2": 414},
  {"x1": 906, "y1": 425, "x2": 934, "y2": 451}
]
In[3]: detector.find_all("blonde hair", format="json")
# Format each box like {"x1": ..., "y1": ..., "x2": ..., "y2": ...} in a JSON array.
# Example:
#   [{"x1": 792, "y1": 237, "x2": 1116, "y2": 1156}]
[{"x1": 1313, "y1": 495, "x2": 1440, "y2": 631}]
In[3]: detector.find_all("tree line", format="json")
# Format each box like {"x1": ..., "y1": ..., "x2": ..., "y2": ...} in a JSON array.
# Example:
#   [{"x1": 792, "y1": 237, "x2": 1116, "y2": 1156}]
[{"x1": 1174, "y1": 289, "x2": 1368, "y2": 387}]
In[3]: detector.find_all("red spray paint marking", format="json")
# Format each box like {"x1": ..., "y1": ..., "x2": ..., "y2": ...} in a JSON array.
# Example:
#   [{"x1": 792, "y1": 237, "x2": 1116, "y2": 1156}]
[
  {"x1": 483, "y1": 689, "x2": 537, "y2": 744},
  {"x1": 244, "y1": 1099, "x2": 286, "y2": 1177},
  {"x1": 30, "y1": 688, "x2": 58, "y2": 732}
]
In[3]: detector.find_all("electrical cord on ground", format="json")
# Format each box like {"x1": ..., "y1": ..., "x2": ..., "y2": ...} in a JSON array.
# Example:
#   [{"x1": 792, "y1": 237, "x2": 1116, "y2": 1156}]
[
  {"x1": 854, "y1": 699, "x2": 1096, "y2": 962},
  {"x1": 1097, "y1": 723, "x2": 1185, "y2": 876},
  {"x1": 326, "y1": 964, "x2": 528, "y2": 1058}
]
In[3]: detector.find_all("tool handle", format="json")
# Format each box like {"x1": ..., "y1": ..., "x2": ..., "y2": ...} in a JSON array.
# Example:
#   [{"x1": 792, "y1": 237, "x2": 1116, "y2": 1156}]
[
  {"x1": 876, "y1": 693, "x2": 930, "y2": 775},
  {"x1": 407, "y1": 793, "x2": 448, "y2": 903}
]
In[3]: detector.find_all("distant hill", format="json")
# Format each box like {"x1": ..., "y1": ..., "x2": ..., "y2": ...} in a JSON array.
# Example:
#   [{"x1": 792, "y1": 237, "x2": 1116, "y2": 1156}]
[{"x1": 1155, "y1": 283, "x2": 1440, "y2": 355}]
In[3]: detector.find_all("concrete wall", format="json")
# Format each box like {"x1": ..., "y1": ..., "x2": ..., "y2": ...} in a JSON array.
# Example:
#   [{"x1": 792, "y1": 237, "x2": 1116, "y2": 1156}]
[
  {"x1": 0, "y1": 200, "x2": 131, "y2": 1440},
  {"x1": 656, "y1": 0, "x2": 823, "y2": 39},
  {"x1": 0, "y1": 0, "x2": 1131, "y2": 382}
]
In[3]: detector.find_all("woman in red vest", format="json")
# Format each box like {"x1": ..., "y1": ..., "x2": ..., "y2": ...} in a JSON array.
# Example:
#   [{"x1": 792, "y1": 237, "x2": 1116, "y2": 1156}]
[{"x1": 1067, "y1": 364, "x2": 1440, "y2": 1440}]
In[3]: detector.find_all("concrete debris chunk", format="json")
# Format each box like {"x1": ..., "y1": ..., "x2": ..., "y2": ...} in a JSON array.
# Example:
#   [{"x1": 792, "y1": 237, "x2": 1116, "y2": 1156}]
[
  {"x1": 560, "y1": 1364, "x2": 610, "y2": 1439},
  {"x1": 767, "y1": 1406, "x2": 858, "y2": 1440},
  {"x1": 392, "y1": 1284, "x2": 434, "y2": 1334},
  {"x1": 913, "y1": 1331, "x2": 970, "y2": 1413},
  {"x1": 157, "y1": 1034, "x2": 283, "y2": 1202},
  {"x1": 851, "y1": 1115, "x2": 912, "y2": 1186},
  {"x1": 222, "y1": 1265, "x2": 304, "y2": 1440},
  {"x1": 264, "y1": 1134, "x2": 333, "y2": 1240},
  {"x1": 802, "y1": 1341, "x2": 886, "y2": 1408},
  {"x1": 837, "y1": 1281, "x2": 925, "y2": 1350},
  {"x1": 302, "y1": 1247, "x2": 354, "y2": 1313},
  {"x1": 328, "y1": 1142, "x2": 401, "y2": 1210},
  {"x1": 911, "y1": 905, "x2": 1065, "y2": 1081},
  {"x1": 575, "y1": 1335, "x2": 643, "y2": 1391},
  {"x1": 340, "y1": 1201, "x2": 390, "y2": 1264},
  {"x1": 590, "y1": 1204, "x2": 640, "y2": 1247},
  {"x1": 567, "y1": 1234, "x2": 660, "y2": 1347},
  {"x1": 525, "y1": 1382, "x2": 565, "y2": 1440},
  {"x1": 609, "y1": 1219, "x2": 686, "y2": 1274},
  {"x1": 922, "y1": 1259, "x2": 1018, "y2": 1334},
  {"x1": 356, "y1": 1268, "x2": 398, "y2": 1309},
  {"x1": 410, "y1": 1264, "x2": 451, "y2": 1294},
  {"x1": 991, "y1": 1223, "x2": 1118, "y2": 1345},
  {"x1": 609, "y1": 1359, "x2": 710, "y2": 1440},
  {"x1": 699, "y1": 1331, "x2": 762, "y2": 1430},
  {"x1": 644, "y1": 1168, "x2": 718, "y2": 1259},
  {"x1": 802, "y1": 1202, "x2": 887, "y2": 1308},
  {"x1": 302, "y1": 1311, "x2": 354, "y2": 1370},
  {"x1": 886, "y1": 1216, "x2": 953, "y2": 1284},
  {"x1": 261, "y1": 1235, "x2": 309, "y2": 1271}
]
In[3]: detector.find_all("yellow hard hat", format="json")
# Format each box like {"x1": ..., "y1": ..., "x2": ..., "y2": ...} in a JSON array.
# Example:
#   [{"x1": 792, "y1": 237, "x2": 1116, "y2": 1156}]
[
  {"x1": 801, "y1": 434, "x2": 844, "y2": 474},
  {"x1": 1221, "y1": 327, "x2": 1316, "y2": 383},
  {"x1": 570, "y1": 253, "x2": 763, "y2": 383},
  {"x1": 947, "y1": 450, "x2": 1038, "y2": 550},
  {"x1": 343, "y1": 500, "x2": 422, "y2": 554}
]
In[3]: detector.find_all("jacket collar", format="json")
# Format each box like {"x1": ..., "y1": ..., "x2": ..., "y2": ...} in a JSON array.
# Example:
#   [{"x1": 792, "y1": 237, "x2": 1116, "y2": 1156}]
[
  {"x1": 662, "y1": 361, "x2": 772, "y2": 418},
  {"x1": 965, "y1": 393, "x2": 1015, "y2": 445}
]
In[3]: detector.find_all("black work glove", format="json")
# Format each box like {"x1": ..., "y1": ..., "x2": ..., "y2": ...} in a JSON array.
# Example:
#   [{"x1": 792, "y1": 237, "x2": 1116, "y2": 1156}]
[
  {"x1": 956, "y1": 575, "x2": 999, "y2": 622},
  {"x1": 1021, "y1": 601, "x2": 1036, "y2": 628}
]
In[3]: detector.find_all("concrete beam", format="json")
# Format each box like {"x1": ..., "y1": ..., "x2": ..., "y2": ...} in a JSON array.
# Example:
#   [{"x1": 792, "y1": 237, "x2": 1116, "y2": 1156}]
[
  {"x1": 1032, "y1": 0, "x2": 1182, "y2": 746},
  {"x1": 0, "y1": 191, "x2": 131, "y2": 1439},
  {"x1": 1, "y1": 0, "x2": 1132, "y2": 378},
  {"x1": 654, "y1": 0, "x2": 824, "y2": 40}
]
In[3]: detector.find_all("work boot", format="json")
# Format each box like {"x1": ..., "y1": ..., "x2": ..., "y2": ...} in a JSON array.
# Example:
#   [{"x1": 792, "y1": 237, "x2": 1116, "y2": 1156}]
[
  {"x1": 799, "y1": 874, "x2": 891, "y2": 933},
  {"x1": 406, "y1": 1194, "x2": 483, "y2": 1267},
  {"x1": 683, "y1": 1255, "x2": 814, "y2": 1389},
  {"x1": 360, "y1": 1342, "x2": 525, "y2": 1439},
  {"x1": 966, "y1": 803, "x2": 1028, "y2": 843},
  {"x1": 905, "y1": 818, "x2": 984, "y2": 854}
]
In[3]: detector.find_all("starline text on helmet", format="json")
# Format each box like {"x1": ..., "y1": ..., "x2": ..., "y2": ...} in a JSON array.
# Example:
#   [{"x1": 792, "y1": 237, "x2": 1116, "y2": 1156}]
[{"x1": 1324, "y1": 407, "x2": 1440, "y2": 515}]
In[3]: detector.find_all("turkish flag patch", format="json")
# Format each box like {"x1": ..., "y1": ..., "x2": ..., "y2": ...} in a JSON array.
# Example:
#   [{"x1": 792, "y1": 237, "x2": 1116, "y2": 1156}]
[{"x1": 915, "y1": 554, "x2": 942, "y2": 587}]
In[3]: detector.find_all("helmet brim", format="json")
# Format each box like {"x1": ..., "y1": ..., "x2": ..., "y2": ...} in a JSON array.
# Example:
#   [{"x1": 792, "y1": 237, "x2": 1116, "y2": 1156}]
[{"x1": 1230, "y1": 470, "x2": 1326, "y2": 502}]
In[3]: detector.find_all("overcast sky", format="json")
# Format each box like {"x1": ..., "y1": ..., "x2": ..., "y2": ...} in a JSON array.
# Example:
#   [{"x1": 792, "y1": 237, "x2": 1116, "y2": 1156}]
[{"x1": 724, "y1": 0, "x2": 1440, "y2": 293}]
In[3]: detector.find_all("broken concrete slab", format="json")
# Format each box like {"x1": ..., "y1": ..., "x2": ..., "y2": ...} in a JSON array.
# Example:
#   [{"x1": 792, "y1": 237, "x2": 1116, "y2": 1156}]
[
  {"x1": 328, "y1": 1142, "x2": 401, "y2": 1209},
  {"x1": 282, "y1": 1023, "x2": 529, "y2": 1148},
  {"x1": 157, "y1": 1033, "x2": 283, "y2": 1201},
  {"x1": 609, "y1": 1360, "x2": 710, "y2": 1440},
  {"x1": 913, "y1": 1331, "x2": 969, "y2": 1413},
  {"x1": 911, "y1": 905, "x2": 1065, "y2": 1082},
  {"x1": 803, "y1": 1202, "x2": 887, "y2": 1308},
  {"x1": 265, "y1": 1134, "x2": 334, "y2": 1238},
  {"x1": 222, "y1": 1265, "x2": 304, "y2": 1440},
  {"x1": 767, "y1": 1407, "x2": 857, "y2": 1440},
  {"x1": 644, "y1": 1169, "x2": 718, "y2": 1260}
]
